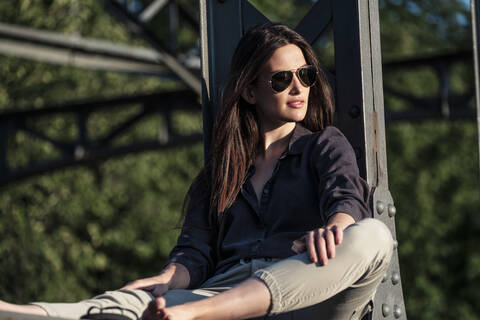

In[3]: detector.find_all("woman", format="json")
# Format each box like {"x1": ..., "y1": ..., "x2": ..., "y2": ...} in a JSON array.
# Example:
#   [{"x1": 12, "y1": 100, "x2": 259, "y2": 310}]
[{"x1": 0, "y1": 23, "x2": 393, "y2": 320}]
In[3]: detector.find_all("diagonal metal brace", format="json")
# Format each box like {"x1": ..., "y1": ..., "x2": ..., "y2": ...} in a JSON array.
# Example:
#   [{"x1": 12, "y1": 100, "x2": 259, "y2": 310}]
[{"x1": 104, "y1": 0, "x2": 202, "y2": 94}]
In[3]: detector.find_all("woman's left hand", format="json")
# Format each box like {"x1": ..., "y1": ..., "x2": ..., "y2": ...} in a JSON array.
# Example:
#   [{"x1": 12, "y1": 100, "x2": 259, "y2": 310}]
[{"x1": 291, "y1": 212, "x2": 354, "y2": 265}]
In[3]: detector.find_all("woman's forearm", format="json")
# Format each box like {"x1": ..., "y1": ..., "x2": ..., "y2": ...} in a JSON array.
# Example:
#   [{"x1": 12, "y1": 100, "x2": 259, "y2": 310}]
[
  {"x1": 121, "y1": 262, "x2": 190, "y2": 296},
  {"x1": 160, "y1": 262, "x2": 191, "y2": 290}
]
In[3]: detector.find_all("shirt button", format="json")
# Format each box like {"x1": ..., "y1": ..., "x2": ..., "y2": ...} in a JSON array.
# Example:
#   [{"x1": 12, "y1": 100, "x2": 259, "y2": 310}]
[{"x1": 263, "y1": 188, "x2": 269, "y2": 195}]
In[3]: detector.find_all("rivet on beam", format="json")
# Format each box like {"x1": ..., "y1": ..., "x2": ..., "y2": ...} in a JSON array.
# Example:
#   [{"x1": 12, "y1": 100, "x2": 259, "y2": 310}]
[
  {"x1": 391, "y1": 271, "x2": 400, "y2": 285},
  {"x1": 388, "y1": 204, "x2": 396, "y2": 217},
  {"x1": 74, "y1": 145, "x2": 86, "y2": 160},
  {"x1": 376, "y1": 201, "x2": 385, "y2": 215},
  {"x1": 382, "y1": 304, "x2": 391, "y2": 317},
  {"x1": 394, "y1": 305, "x2": 402, "y2": 318},
  {"x1": 393, "y1": 240, "x2": 398, "y2": 250},
  {"x1": 349, "y1": 105, "x2": 361, "y2": 118},
  {"x1": 381, "y1": 272, "x2": 388, "y2": 283}
]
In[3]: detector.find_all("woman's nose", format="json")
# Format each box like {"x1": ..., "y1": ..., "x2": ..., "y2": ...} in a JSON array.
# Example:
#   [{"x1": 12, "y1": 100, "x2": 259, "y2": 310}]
[{"x1": 289, "y1": 75, "x2": 302, "y2": 95}]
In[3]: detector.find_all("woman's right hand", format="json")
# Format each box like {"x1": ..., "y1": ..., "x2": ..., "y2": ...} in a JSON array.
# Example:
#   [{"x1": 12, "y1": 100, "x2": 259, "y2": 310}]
[
  {"x1": 121, "y1": 276, "x2": 169, "y2": 297},
  {"x1": 120, "y1": 263, "x2": 190, "y2": 298}
]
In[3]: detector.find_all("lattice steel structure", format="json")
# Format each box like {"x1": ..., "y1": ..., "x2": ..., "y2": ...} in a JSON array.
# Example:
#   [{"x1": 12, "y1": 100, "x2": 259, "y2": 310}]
[{"x1": 0, "y1": 0, "x2": 204, "y2": 187}]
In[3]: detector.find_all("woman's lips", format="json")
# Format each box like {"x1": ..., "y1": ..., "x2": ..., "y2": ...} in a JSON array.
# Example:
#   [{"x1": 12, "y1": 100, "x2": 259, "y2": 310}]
[{"x1": 287, "y1": 99, "x2": 305, "y2": 108}]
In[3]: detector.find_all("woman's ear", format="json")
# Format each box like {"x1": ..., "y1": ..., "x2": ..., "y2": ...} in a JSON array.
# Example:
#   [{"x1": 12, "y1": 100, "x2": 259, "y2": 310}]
[{"x1": 241, "y1": 85, "x2": 256, "y2": 104}]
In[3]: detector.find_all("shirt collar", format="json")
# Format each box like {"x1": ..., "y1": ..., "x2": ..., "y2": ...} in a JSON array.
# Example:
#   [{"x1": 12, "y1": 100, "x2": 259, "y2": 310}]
[
  {"x1": 286, "y1": 123, "x2": 313, "y2": 155},
  {"x1": 244, "y1": 123, "x2": 312, "y2": 180}
]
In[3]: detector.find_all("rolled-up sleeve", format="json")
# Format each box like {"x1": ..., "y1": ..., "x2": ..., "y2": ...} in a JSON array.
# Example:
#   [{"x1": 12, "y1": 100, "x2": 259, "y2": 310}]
[
  {"x1": 166, "y1": 198, "x2": 216, "y2": 288},
  {"x1": 313, "y1": 127, "x2": 370, "y2": 222}
]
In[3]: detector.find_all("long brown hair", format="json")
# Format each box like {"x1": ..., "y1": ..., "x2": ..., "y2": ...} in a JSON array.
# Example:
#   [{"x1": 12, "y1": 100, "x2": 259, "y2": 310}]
[{"x1": 187, "y1": 23, "x2": 335, "y2": 222}]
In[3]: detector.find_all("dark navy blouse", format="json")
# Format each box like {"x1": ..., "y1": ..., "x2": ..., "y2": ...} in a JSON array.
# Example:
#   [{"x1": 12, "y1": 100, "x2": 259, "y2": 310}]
[{"x1": 166, "y1": 125, "x2": 370, "y2": 288}]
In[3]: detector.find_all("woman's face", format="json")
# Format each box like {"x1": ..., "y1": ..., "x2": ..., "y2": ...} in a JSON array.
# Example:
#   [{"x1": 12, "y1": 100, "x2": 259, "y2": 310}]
[{"x1": 248, "y1": 44, "x2": 310, "y2": 130}]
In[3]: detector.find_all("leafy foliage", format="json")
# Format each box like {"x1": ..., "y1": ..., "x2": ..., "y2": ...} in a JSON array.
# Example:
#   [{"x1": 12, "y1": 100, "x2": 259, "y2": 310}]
[{"x1": 388, "y1": 122, "x2": 479, "y2": 319}]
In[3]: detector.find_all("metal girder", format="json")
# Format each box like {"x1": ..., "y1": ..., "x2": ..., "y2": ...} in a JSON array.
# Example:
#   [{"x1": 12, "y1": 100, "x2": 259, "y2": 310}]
[
  {"x1": 199, "y1": 0, "x2": 268, "y2": 156},
  {"x1": 0, "y1": 90, "x2": 202, "y2": 187},
  {"x1": 383, "y1": 50, "x2": 472, "y2": 69},
  {"x1": 139, "y1": 0, "x2": 170, "y2": 23},
  {"x1": 0, "y1": 22, "x2": 178, "y2": 77},
  {"x1": 332, "y1": 0, "x2": 406, "y2": 318},
  {"x1": 200, "y1": 0, "x2": 407, "y2": 319},
  {"x1": 383, "y1": 50, "x2": 475, "y2": 122},
  {"x1": 0, "y1": 22, "x2": 474, "y2": 125},
  {"x1": 294, "y1": 0, "x2": 332, "y2": 44},
  {"x1": 104, "y1": 0, "x2": 202, "y2": 94},
  {"x1": 0, "y1": 0, "x2": 206, "y2": 188},
  {"x1": 471, "y1": 0, "x2": 480, "y2": 175},
  {"x1": 168, "y1": 2, "x2": 180, "y2": 54}
]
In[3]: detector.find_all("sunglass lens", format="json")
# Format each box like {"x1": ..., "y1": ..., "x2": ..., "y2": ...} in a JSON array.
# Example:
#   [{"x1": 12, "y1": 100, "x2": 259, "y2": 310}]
[
  {"x1": 271, "y1": 71, "x2": 293, "y2": 92},
  {"x1": 298, "y1": 66, "x2": 317, "y2": 87}
]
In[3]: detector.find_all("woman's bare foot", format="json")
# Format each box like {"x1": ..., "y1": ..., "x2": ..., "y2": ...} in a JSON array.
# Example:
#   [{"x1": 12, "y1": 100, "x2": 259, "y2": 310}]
[{"x1": 0, "y1": 300, "x2": 47, "y2": 316}]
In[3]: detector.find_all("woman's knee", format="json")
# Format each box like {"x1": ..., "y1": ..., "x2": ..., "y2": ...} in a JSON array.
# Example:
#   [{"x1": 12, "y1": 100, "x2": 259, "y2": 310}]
[{"x1": 344, "y1": 218, "x2": 394, "y2": 264}]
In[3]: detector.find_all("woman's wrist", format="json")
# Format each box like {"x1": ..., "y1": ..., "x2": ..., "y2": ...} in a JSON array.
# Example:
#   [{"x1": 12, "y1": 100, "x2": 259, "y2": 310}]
[
  {"x1": 158, "y1": 263, "x2": 190, "y2": 290},
  {"x1": 326, "y1": 212, "x2": 354, "y2": 230}
]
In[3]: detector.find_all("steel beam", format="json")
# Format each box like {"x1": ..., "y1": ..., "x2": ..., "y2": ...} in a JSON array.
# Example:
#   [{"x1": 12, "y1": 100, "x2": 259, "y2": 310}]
[
  {"x1": 332, "y1": 0, "x2": 407, "y2": 319},
  {"x1": 0, "y1": 90, "x2": 202, "y2": 187},
  {"x1": 472, "y1": 0, "x2": 480, "y2": 175},
  {"x1": 294, "y1": 0, "x2": 332, "y2": 44},
  {"x1": 0, "y1": 123, "x2": 8, "y2": 174},
  {"x1": 0, "y1": 133, "x2": 202, "y2": 188},
  {"x1": 1, "y1": 21, "x2": 474, "y2": 125},
  {"x1": 168, "y1": 2, "x2": 180, "y2": 54},
  {"x1": 0, "y1": 22, "x2": 177, "y2": 76},
  {"x1": 383, "y1": 49, "x2": 475, "y2": 123},
  {"x1": 104, "y1": 0, "x2": 202, "y2": 94},
  {"x1": 200, "y1": 1, "x2": 408, "y2": 317},
  {"x1": 139, "y1": 0, "x2": 170, "y2": 23},
  {"x1": 199, "y1": 0, "x2": 268, "y2": 156}
]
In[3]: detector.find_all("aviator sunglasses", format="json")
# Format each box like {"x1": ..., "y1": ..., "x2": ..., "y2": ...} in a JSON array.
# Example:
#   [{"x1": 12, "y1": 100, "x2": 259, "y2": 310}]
[{"x1": 268, "y1": 65, "x2": 317, "y2": 93}]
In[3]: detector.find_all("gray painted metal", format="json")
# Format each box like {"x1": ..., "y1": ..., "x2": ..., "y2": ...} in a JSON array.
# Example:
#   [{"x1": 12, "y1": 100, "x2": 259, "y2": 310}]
[
  {"x1": 0, "y1": 22, "x2": 474, "y2": 122},
  {"x1": 332, "y1": 0, "x2": 406, "y2": 318},
  {"x1": 168, "y1": 2, "x2": 180, "y2": 54},
  {"x1": 471, "y1": 0, "x2": 480, "y2": 175},
  {"x1": 104, "y1": 0, "x2": 202, "y2": 94},
  {"x1": 199, "y1": 0, "x2": 407, "y2": 319},
  {"x1": 0, "y1": 22, "x2": 175, "y2": 76},
  {"x1": 294, "y1": 0, "x2": 332, "y2": 44},
  {"x1": 199, "y1": 0, "x2": 268, "y2": 156},
  {"x1": 139, "y1": 0, "x2": 170, "y2": 23}
]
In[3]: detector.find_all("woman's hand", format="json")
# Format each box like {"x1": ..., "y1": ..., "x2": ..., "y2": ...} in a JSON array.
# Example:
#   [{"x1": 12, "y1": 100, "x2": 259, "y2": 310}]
[
  {"x1": 291, "y1": 212, "x2": 354, "y2": 265},
  {"x1": 291, "y1": 226, "x2": 343, "y2": 265},
  {"x1": 120, "y1": 263, "x2": 190, "y2": 298},
  {"x1": 121, "y1": 275, "x2": 169, "y2": 297}
]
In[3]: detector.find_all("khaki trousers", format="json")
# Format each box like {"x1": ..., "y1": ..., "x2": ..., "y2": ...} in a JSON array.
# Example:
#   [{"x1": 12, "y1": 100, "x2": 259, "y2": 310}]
[{"x1": 34, "y1": 218, "x2": 393, "y2": 320}]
